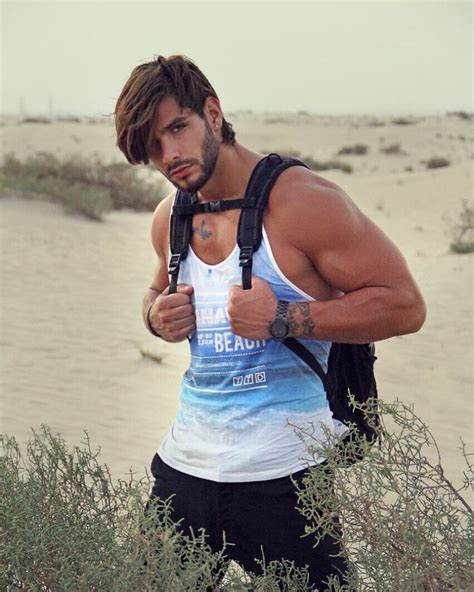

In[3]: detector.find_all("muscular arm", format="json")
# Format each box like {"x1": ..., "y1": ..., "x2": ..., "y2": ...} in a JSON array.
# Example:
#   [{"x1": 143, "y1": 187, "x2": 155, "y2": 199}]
[
  {"x1": 143, "y1": 193, "x2": 196, "y2": 342},
  {"x1": 228, "y1": 170, "x2": 426, "y2": 343}
]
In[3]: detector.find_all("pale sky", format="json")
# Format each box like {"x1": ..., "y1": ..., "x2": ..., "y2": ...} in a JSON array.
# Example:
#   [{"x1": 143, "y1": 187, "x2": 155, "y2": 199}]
[{"x1": 1, "y1": 0, "x2": 472, "y2": 116}]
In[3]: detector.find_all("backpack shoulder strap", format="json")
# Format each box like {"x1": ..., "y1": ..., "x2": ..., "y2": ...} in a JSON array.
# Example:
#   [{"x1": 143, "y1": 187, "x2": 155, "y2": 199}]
[
  {"x1": 283, "y1": 336, "x2": 327, "y2": 384},
  {"x1": 168, "y1": 189, "x2": 197, "y2": 294},
  {"x1": 237, "y1": 153, "x2": 309, "y2": 289}
]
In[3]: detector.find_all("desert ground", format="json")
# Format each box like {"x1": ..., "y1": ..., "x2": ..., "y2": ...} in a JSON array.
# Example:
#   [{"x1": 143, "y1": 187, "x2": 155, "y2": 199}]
[{"x1": 0, "y1": 112, "x2": 472, "y2": 486}]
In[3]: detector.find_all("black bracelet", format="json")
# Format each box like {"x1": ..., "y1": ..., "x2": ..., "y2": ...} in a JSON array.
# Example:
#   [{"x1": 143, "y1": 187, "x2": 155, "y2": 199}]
[{"x1": 145, "y1": 304, "x2": 163, "y2": 338}]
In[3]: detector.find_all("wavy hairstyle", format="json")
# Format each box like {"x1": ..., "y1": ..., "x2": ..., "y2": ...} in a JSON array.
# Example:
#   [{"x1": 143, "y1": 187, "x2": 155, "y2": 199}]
[{"x1": 115, "y1": 55, "x2": 236, "y2": 165}]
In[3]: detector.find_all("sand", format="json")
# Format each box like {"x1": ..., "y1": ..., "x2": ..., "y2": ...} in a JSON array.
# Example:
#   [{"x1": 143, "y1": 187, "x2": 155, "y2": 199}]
[{"x1": 0, "y1": 113, "x2": 472, "y2": 486}]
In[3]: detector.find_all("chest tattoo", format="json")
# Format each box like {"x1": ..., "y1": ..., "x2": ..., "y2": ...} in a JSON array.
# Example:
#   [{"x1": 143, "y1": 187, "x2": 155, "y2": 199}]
[{"x1": 192, "y1": 219, "x2": 213, "y2": 240}]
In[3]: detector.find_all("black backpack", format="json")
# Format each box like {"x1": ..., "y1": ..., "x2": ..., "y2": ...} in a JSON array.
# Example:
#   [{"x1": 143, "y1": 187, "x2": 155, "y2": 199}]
[{"x1": 168, "y1": 153, "x2": 379, "y2": 462}]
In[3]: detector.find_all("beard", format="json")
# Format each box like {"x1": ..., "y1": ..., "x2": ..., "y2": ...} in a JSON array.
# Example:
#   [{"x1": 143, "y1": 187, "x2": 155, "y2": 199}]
[{"x1": 168, "y1": 118, "x2": 220, "y2": 193}]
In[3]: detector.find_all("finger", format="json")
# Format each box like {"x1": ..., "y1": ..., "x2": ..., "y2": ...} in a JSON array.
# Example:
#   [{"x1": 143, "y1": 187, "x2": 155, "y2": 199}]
[
  {"x1": 160, "y1": 306, "x2": 195, "y2": 325},
  {"x1": 160, "y1": 284, "x2": 193, "y2": 298},
  {"x1": 160, "y1": 292, "x2": 193, "y2": 309},
  {"x1": 171, "y1": 316, "x2": 196, "y2": 330},
  {"x1": 228, "y1": 284, "x2": 242, "y2": 306},
  {"x1": 169, "y1": 303, "x2": 195, "y2": 321},
  {"x1": 176, "y1": 284, "x2": 194, "y2": 295},
  {"x1": 169, "y1": 322, "x2": 196, "y2": 342}
]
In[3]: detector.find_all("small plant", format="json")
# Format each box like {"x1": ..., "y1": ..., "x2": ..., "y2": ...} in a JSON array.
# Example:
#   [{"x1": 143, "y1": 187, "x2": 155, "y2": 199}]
[
  {"x1": 20, "y1": 116, "x2": 52, "y2": 124},
  {"x1": 391, "y1": 118, "x2": 417, "y2": 126},
  {"x1": 57, "y1": 115, "x2": 82, "y2": 123},
  {"x1": 306, "y1": 158, "x2": 352, "y2": 174},
  {"x1": 367, "y1": 119, "x2": 386, "y2": 127},
  {"x1": 447, "y1": 199, "x2": 474, "y2": 254},
  {"x1": 337, "y1": 144, "x2": 368, "y2": 156},
  {"x1": 426, "y1": 157, "x2": 451, "y2": 169},
  {"x1": 140, "y1": 348, "x2": 163, "y2": 363},
  {"x1": 0, "y1": 152, "x2": 167, "y2": 221},
  {"x1": 447, "y1": 111, "x2": 473, "y2": 121},
  {"x1": 380, "y1": 143, "x2": 406, "y2": 155},
  {"x1": 260, "y1": 150, "x2": 352, "y2": 173}
]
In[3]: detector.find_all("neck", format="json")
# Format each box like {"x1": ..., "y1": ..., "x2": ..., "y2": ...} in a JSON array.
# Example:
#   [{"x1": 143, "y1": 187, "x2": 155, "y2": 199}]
[{"x1": 197, "y1": 143, "x2": 262, "y2": 202}]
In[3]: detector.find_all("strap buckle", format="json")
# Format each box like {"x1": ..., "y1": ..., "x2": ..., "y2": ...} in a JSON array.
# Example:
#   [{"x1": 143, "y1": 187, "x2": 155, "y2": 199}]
[
  {"x1": 207, "y1": 200, "x2": 222, "y2": 212},
  {"x1": 168, "y1": 253, "x2": 182, "y2": 275},
  {"x1": 239, "y1": 246, "x2": 253, "y2": 267}
]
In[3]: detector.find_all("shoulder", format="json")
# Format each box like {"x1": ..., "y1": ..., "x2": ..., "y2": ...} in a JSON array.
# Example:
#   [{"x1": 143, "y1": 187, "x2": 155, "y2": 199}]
[
  {"x1": 150, "y1": 190, "x2": 176, "y2": 255},
  {"x1": 267, "y1": 165, "x2": 363, "y2": 249}
]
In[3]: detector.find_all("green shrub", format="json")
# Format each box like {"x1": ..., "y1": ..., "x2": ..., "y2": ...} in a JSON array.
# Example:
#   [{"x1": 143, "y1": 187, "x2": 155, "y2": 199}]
[
  {"x1": 447, "y1": 111, "x2": 473, "y2": 121},
  {"x1": 426, "y1": 157, "x2": 451, "y2": 169},
  {"x1": 337, "y1": 144, "x2": 368, "y2": 156},
  {"x1": 291, "y1": 398, "x2": 473, "y2": 591},
  {"x1": 367, "y1": 120, "x2": 386, "y2": 127},
  {"x1": 2, "y1": 400, "x2": 471, "y2": 591},
  {"x1": 0, "y1": 427, "x2": 312, "y2": 591},
  {"x1": 0, "y1": 151, "x2": 167, "y2": 221},
  {"x1": 391, "y1": 118, "x2": 417, "y2": 126},
  {"x1": 20, "y1": 116, "x2": 52, "y2": 124},
  {"x1": 448, "y1": 199, "x2": 474, "y2": 254},
  {"x1": 380, "y1": 143, "x2": 406, "y2": 155},
  {"x1": 305, "y1": 158, "x2": 352, "y2": 174},
  {"x1": 260, "y1": 150, "x2": 352, "y2": 174}
]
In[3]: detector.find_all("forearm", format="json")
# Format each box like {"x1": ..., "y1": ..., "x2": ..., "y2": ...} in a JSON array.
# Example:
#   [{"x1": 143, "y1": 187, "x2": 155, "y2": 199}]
[{"x1": 288, "y1": 285, "x2": 426, "y2": 343}]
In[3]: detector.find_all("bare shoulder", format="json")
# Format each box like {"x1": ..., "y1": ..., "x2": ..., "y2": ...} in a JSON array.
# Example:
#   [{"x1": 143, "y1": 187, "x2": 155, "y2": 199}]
[
  {"x1": 266, "y1": 165, "x2": 411, "y2": 293},
  {"x1": 150, "y1": 190, "x2": 176, "y2": 255},
  {"x1": 267, "y1": 166, "x2": 363, "y2": 248}
]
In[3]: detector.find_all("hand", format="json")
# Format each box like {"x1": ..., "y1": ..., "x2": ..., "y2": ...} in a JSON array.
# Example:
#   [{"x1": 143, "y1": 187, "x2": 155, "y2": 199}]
[
  {"x1": 149, "y1": 284, "x2": 196, "y2": 342},
  {"x1": 227, "y1": 277, "x2": 277, "y2": 340}
]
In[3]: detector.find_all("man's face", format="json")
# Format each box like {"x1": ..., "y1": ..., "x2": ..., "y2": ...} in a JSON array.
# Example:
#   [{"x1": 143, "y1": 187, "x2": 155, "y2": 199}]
[{"x1": 148, "y1": 96, "x2": 220, "y2": 193}]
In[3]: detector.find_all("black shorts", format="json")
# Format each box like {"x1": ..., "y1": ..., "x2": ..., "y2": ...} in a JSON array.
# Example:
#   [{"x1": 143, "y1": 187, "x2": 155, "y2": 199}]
[{"x1": 148, "y1": 454, "x2": 352, "y2": 590}]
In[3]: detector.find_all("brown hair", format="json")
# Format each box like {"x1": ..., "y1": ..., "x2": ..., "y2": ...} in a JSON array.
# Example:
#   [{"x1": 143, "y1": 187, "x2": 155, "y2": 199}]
[{"x1": 115, "y1": 55, "x2": 236, "y2": 165}]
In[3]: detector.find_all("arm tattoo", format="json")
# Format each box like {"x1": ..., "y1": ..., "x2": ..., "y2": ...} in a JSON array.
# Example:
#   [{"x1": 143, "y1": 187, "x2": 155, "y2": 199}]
[
  {"x1": 192, "y1": 220, "x2": 213, "y2": 240},
  {"x1": 288, "y1": 302, "x2": 316, "y2": 337}
]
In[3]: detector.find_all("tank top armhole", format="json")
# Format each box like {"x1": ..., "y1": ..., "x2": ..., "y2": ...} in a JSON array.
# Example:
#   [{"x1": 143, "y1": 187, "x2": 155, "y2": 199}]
[{"x1": 261, "y1": 226, "x2": 316, "y2": 302}]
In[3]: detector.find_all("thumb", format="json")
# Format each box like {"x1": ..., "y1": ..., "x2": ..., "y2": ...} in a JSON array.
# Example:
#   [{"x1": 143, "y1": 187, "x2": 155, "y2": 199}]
[
  {"x1": 228, "y1": 284, "x2": 243, "y2": 297},
  {"x1": 176, "y1": 284, "x2": 194, "y2": 295}
]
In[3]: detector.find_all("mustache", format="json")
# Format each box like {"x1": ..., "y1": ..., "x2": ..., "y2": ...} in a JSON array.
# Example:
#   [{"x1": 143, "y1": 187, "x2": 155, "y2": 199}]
[{"x1": 168, "y1": 159, "x2": 199, "y2": 176}]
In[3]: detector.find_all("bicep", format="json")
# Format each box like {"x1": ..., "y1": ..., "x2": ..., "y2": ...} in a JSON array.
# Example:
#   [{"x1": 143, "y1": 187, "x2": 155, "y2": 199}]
[
  {"x1": 148, "y1": 193, "x2": 174, "y2": 292},
  {"x1": 300, "y1": 189, "x2": 414, "y2": 293}
]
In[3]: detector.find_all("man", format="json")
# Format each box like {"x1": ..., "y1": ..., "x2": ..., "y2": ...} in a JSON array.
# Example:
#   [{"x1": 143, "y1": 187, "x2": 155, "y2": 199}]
[{"x1": 115, "y1": 55, "x2": 426, "y2": 589}]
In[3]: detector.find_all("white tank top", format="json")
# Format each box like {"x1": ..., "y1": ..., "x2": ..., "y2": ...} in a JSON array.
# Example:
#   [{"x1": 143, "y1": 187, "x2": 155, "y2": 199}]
[{"x1": 158, "y1": 227, "x2": 346, "y2": 482}]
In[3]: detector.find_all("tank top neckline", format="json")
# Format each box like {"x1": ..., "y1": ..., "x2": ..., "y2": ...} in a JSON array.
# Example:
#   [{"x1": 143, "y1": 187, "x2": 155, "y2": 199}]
[{"x1": 188, "y1": 243, "x2": 239, "y2": 269}]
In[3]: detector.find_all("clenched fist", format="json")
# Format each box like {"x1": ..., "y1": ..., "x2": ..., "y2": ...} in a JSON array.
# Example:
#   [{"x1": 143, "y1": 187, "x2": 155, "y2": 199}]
[
  {"x1": 227, "y1": 276, "x2": 278, "y2": 340},
  {"x1": 148, "y1": 284, "x2": 196, "y2": 342}
]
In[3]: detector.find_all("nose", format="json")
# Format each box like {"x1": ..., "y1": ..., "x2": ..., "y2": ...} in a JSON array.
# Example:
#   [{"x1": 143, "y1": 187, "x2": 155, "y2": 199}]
[{"x1": 161, "y1": 137, "x2": 181, "y2": 170}]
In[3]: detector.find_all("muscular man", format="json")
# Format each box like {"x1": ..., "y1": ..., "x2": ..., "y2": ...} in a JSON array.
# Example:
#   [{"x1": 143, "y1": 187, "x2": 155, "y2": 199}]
[{"x1": 115, "y1": 55, "x2": 426, "y2": 588}]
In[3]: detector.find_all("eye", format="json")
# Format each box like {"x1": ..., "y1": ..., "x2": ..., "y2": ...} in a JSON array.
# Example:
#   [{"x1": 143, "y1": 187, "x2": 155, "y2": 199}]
[{"x1": 171, "y1": 123, "x2": 185, "y2": 133}]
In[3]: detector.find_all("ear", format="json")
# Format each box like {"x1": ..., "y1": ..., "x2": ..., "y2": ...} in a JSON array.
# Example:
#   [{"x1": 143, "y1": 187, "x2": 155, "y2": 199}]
[{"x1": 203, "y1": 96, "x2": 223, "y2": 129}]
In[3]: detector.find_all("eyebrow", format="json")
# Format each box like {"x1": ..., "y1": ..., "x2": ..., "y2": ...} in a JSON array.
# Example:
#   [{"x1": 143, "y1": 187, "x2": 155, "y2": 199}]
[{"x1": 156, "y1": 116, "x2": 188, "y2": 136}]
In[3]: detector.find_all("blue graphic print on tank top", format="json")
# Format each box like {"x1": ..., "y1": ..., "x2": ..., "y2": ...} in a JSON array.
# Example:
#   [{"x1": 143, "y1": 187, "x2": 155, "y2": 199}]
[{"x1": 159, "y1": 227, "x2": 346, "y2": 482}]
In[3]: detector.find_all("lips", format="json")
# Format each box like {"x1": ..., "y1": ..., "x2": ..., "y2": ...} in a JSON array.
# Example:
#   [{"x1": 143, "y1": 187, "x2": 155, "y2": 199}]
[{"x1": 170, "y1": 164, "x2": 193, "y2": 179}]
